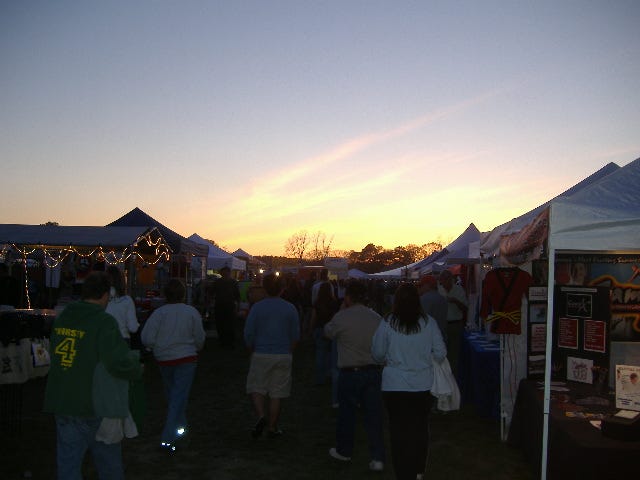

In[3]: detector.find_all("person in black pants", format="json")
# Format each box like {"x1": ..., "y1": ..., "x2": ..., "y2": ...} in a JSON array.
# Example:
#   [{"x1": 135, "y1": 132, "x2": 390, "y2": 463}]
[
  {"x1": 212, "y1": 266, "x2": 240, "y2": 348},
  {"x1": 371, "y1": 283, "x2": 447, "y2": 480}
]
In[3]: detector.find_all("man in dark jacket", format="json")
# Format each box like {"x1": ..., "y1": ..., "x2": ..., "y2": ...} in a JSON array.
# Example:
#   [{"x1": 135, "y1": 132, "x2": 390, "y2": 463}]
[{"x1": 213, "y1": 266, "x2": 241, "y2": 348}]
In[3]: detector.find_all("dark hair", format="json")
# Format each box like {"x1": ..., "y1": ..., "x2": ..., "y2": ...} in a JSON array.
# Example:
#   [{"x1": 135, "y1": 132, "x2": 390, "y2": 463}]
[
  {"x1": 315, "y1": 281, "x2": 335, "y2": 307},
  {"x1": 81, "y1": 271, "x2": 111, "y2": 300},
  {"x1": 319, "y1": 268, "x2": 329, "y2": 281},
  {"x1": 345, "y1": 280, "x2": 367, "y2": 304},
  {"x1": 263, "y1": 273, "x2": 283, "y2": 296},
  {"x1": 389, "y1": 283, "x2": 422, "y2": 335},
  {"x1": 106, "y1": 265, "x2": 126, "y2": 297},
  {"x1": 164, "y1": 278, "x2": 186, "y2": 303}
]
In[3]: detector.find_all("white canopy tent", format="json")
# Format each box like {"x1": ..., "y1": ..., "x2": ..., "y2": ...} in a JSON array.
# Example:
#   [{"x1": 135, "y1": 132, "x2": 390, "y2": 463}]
[
  {"x1": 369, "y1": 264, "x2": 417, "y2": 280},
  {"x1": 540, "y1": 158, "x2": 640, "y2": 479},
  {"x1": 188, "y1": 233, "x2": 246, "y2": 272},
  {"x1": 476, "y1": 157, "x2": 640, "y2": 477}
]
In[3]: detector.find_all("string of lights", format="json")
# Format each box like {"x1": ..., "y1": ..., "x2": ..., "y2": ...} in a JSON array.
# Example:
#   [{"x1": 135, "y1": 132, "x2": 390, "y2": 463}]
[{"x1": 0, "y1": 231, "x2": 172, "y2": 268}]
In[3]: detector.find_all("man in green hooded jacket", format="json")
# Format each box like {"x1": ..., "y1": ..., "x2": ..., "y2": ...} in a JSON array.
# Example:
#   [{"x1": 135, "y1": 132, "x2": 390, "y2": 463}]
[{"x1": 44, "y1": 271, "x2": 143, "y2": 479}]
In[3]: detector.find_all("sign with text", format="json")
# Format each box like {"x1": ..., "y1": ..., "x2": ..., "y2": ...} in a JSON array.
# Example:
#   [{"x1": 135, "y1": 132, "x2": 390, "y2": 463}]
[
  {"x1": 584, "y1": 320, "x2": 607, "y2": 353},
  {"x1": 615, "y1": 364, "x2": 640, "y2": 411},
  {"x1": 558, "y1": 317, "x2": 579, "y2": 349}
]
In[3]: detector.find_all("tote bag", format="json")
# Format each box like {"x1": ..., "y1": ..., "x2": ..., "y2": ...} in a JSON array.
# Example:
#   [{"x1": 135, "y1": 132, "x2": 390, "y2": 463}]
[{"x1": 431, "y1": 357, "x2": 461, "y2": 411}]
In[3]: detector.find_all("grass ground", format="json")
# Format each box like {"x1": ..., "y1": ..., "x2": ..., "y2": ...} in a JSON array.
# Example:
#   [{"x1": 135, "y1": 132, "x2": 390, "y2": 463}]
[{"x1": 2, "y1": 328, "x2": 535, "y2": 479}]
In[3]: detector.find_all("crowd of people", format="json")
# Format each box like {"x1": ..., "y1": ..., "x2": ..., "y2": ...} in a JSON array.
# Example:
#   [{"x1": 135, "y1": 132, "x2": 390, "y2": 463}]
[{"x1": 41, "y1": 265, "x2": 468, "y2": 480}]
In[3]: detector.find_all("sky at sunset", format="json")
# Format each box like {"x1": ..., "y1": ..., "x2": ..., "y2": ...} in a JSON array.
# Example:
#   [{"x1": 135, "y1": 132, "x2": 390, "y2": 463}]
[{"x1": 1, "y1": 1, "x2": 639, "y2": 256}]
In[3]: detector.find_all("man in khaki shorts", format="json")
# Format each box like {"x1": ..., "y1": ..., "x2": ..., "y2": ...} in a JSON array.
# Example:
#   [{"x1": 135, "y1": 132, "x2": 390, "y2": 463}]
[{"x1": 244, "y1": 273, "x2": 300, "y2": 438}]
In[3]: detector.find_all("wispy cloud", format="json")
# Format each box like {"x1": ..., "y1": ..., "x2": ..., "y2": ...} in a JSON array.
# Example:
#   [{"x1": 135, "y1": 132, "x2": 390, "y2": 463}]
[
  {"x1": 231, "y1": 91, "x2": 498, "y2": 212},
  {"x1": 198, "y1": 90, "x2": 504, "y2": 250}
]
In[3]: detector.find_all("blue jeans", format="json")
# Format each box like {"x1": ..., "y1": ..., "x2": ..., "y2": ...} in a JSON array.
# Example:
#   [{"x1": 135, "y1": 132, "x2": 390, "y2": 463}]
[
  {"x1": 55, "y1": 415, "x2": 124, "y2": 480},
  {"x1": 158, "y1": 362, "x2": 197, "y2": 445},
  {"x1": 336, "y1": 368, "x2": 385, "y2": 462},
  {"x1": 313, "y1": 328, "x2": 331, "y2": 385}
]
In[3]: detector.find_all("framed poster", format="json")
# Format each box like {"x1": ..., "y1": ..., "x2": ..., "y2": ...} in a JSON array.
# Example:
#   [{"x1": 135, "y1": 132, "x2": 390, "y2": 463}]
[
  {"x1": 558, "y1": 317, "x2": 579, "y2": 349},
  {"x1": 530, "y1": 324, "x2": 547, "y2": 353},
  {"x1": 567, "y1": 356, "x2": 594, "y2": 384},
  {"x1": 584, "y1": 320, "x2": 606, "y2": 353},
  {"x1": 529, "y1": 286, "x2": 548, "y2": 303},
  {"x1": 565, "y1": 290, "x2": 595, "y2": 319}
]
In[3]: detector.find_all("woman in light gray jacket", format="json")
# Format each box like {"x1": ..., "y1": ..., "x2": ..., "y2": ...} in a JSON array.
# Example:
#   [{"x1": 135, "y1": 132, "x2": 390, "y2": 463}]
[{"x1": 371, "y1": 282, "x2": 446, "y2": 480}]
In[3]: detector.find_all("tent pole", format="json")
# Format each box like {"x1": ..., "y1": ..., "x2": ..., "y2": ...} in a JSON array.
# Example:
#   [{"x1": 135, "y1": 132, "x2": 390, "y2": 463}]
[
  {"x1": 500, "y1": 333, "x2": 505, "y2": 441},
  {"x1": 541, "y1": 241, "x2": 556, "y2": 479}
]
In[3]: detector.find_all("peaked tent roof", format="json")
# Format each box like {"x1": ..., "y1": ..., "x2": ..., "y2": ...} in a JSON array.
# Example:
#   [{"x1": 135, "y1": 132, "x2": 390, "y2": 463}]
[
  {"x1": 232, "y1": 248, "x2": 265, "y2": 267},
  {"x1": 107, "y1": 207, "x2": 208, "y2": 257},
  {"x1": 549, "y1": 156, "x2": 640, "y2": 251},
  {"x1": 562, "y1": 157, "x2": 639, "y2": 212},
  {"x1": 415, "y1": 223, "x2": 481, "y2": 274},
  {"x1": 232, "y1": 248, "x2": 255, "y2": 260},
  {"x1": 480, "y1": 162, "x2": 621, "y2": 258},
  {"x1": 188, "y1": 233, "x2": 246, "y2": 271},
  {"x1": 372, "y1": 223, "x2": 482, "y2": 279}
]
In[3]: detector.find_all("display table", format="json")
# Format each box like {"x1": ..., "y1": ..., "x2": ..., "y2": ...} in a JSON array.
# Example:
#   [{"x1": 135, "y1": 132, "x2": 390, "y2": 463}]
[
  {"x1": 0, "y1": 309, "x2": 54, "y2": 436},
  {"x1": 457, "y1": 331, "x2": 500, "y2": 418},
  {"x1": 507, "y1": 379, "x2": 640, "y2": 479}
]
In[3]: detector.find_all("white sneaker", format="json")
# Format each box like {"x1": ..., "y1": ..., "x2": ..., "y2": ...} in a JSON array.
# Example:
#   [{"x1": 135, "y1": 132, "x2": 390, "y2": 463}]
[
  {"x1": 329, "y1": 447, "x2": 351, "y2": 461},
  {"x1": 369, "y1": 460, "x2": 384, "y2": 472},
  {"x1": 417, "y1": 474, "x2": 424, "y2": 480}
]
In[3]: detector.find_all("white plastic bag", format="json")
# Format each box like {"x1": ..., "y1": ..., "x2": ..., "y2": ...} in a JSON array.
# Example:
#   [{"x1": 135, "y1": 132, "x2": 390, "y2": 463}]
[{"x1": 431, "y1": 357, "x2": 460, "y2": 411}]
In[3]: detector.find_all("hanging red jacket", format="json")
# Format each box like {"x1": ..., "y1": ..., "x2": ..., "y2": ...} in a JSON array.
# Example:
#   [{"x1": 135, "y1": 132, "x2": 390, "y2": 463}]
[{"x1": 480, "y1": 267, "x2": 532, "y2": 334}]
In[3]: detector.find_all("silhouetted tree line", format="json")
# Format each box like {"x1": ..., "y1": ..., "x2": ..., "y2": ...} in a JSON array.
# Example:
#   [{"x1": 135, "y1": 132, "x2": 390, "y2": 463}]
[
  {"x1": 256, "y1": 241, "x2": 442, "y2": 274},
  {"x1": 344, "y1": 242, "x2": 442, "y2": 273}
]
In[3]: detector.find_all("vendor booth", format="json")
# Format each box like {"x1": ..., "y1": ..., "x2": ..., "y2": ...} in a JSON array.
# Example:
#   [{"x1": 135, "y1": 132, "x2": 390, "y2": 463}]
[
  {"x1": 0, "y1": 223, "x2": 173, "y2": 435},
  {"x1": 479, "y1": 157, "x2": 640, "y2": 478},
  {"x1": 0, "y1": 224, "x2": 173, "y2": 307}
]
